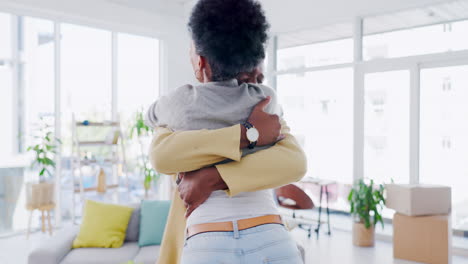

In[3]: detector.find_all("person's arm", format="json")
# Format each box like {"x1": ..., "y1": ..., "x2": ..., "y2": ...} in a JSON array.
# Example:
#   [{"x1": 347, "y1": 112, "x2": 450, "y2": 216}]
[
  {"x1": 217, "y1": 119, "x2": 307, "y2": 196},
  {"x1": 176, "y1": 119, "x2": 306, "y2": 217},
  {"x1": 151, "y1": 118, "x2": 306, "y2": 193},
  {"x1": 149, "y1": 97, "x2": 281, "y2": 174},
  {"x1": 149, "y1": 125, "x2": 242, "y2": 174}
]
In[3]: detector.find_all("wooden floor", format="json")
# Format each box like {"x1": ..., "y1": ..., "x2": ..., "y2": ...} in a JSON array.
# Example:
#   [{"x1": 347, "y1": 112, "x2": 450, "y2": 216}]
[{"x1": 1, "y1": 226, "x2": 467, "y2": 264}]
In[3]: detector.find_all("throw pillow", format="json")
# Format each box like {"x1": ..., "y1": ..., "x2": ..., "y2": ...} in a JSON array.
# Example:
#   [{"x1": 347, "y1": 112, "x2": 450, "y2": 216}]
[
  {"x1": 138, "y1": 200, "x2": 171, "y2": 246},
  {"x1": 125, "y1": 205, "x2": 140, "y2": 242},
  {"x1": 72, "y1": 200, "x2": 134, "y2": 248}
]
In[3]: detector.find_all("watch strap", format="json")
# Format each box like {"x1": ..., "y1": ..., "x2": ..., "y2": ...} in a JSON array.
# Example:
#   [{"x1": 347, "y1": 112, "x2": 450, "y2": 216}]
[
  {"x1": 248, "y1": 140, "x2": 257, "y2": 149},
  {"x1": 243, "y1": 121, "x2": 253, "y2": 129}
]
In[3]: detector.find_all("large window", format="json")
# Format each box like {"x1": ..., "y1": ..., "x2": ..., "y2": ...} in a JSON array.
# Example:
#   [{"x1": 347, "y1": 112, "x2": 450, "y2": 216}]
[
  {"x1": 359, "y1": 1, "x2": 468, "y2": 234},
  {"x1": 0, "y1": 12, "x2": 160, "y2": 235},
  {"x1": 273, "y1": 1, "x2": 468, "y2": 240},
  {"x1": 420, "y1": 65, "x2": 468, "y2": 230}
]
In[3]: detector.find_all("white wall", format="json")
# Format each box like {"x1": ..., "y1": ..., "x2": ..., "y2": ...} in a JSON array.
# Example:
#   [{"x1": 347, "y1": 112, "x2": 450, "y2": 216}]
[{"x1": 161, "y1": 30, "x2": 196, "y2": 94}]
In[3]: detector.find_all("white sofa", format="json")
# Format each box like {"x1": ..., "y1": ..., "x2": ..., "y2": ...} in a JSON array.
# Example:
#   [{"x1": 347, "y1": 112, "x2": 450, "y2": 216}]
[
  {"x1": 28, "y1": 205, "x2": 159, "y2": 264},
  {"x1": 28, "y1": 204, "x2": 305, "y2": 264}
]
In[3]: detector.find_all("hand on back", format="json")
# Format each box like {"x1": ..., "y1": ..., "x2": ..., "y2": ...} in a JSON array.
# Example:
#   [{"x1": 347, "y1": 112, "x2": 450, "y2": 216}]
[{"x1": 247, "y1": 96, "x2": 284, "y2": 146}]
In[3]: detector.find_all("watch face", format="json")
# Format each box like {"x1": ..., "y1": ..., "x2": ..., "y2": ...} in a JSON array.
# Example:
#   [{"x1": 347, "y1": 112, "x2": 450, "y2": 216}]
[{"x1": 246, "y1": 127, "x2": 259, "y2": 142}]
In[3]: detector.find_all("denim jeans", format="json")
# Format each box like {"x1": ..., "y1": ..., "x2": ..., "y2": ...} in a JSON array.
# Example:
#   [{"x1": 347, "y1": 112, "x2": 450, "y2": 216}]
[{"x1": 181, "y1": 223, "x2": 303, "y2": 264}]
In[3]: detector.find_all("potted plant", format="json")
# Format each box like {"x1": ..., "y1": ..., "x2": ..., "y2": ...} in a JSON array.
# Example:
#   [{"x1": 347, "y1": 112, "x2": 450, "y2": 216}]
[
  {"x1": 27, "y1": 119, "x2": 60, "y2": 183},
  {"x1": 129, "y1": 109, "x2": 160, "y2": 198},
  {"x1": 25, "y1": 118, "x2": 60, "y2": 235},
  {"x1": 348, "y1": 178, "x2": 385, "y2": 247}
]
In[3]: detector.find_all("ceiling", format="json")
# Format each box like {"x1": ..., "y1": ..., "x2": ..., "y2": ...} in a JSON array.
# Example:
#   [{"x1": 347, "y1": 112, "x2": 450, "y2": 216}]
[
  {"x1": 277, "y1": 22, "x2": 353, "y2": 49},
  {"x1": 105, "y1": 0, "x2": 189, "y2": 17},
  {"x1": 364, "y1": 0, "x2": 468, "y2": 35},
  {"x1": 278, "y1": 0, "x2": 468, "y2": 48},
  {"x1": 104, "y1": 0, "x2": 468, "y2": 41}
]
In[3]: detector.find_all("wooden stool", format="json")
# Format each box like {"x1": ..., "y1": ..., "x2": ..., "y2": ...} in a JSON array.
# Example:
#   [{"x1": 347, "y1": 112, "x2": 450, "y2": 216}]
[
  {"x1": 26, "y1": 203, "x2": 55, "y2": 238},
  {"x1": 25, "y1": 182, "x2": 55, "y2": 239}
]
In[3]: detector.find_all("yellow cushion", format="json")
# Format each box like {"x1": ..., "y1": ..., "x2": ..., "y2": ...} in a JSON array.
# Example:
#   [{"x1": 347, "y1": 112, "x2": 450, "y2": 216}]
[{"x1": 72, "y1": 200, "x2": 134, "y2": 248}]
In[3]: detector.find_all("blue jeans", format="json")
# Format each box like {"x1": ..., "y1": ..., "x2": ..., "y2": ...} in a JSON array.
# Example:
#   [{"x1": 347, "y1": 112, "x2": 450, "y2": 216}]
[{"x1": 181, "y1": 224, "x2": 303, "y2": 264}]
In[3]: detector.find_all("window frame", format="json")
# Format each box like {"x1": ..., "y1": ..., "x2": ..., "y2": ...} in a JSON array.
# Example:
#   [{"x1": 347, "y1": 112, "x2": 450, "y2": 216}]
[{"x1": 270, "y1": 18, "x2": 468, "y2": 239}]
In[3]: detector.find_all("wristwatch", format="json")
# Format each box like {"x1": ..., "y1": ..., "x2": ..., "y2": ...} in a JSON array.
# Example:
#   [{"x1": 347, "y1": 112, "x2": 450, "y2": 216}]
[{"x1": 243, "y1": 121, "x2": 259, "y2": 149}]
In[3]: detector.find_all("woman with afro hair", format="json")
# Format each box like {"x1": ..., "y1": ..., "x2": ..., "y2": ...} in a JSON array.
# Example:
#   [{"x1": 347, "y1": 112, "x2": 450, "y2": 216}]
[{"x1": 146, "y1": 0, "x2": 306, "y2": 263}]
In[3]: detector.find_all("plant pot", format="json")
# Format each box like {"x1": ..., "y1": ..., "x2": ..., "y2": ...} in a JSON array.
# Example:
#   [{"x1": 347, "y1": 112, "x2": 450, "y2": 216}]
[
  {"x1": 25, "y1": 182, "x2": 55, "y2": 209},
  {"x1": 352, "y1": 222, "x2": 375, "y2": 247}
]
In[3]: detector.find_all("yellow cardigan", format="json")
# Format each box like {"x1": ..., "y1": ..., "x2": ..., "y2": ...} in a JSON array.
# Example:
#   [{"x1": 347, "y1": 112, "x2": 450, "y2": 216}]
[{"x1": 149, "y1": 120, "x2": 307, "y2": 264}]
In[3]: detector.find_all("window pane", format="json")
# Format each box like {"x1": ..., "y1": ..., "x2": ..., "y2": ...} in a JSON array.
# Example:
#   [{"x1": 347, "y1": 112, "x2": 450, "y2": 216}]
[
  {"x1": 22, "y1": 17, "x2": 55, "y2": 150},
  {"x1": 364, "y1": 71, "x2": 410, "y2": 184},
  {"x1": 0, "y1": 12, "x2": 11, "y2": 58},
  {"x1": 117, "y1": 33, "x2": 159, "y2": 188},
  {"x1": 277, "y1": 68, "x2": 354, "y2": 184},
  {"x1": 117, "y1": 33, "x2": 159, "y2": 123},
  {"x1": 364, "y1": 20, "x2": 468, "y2": 60},
  {"x1": 61, "y1": 24, "x2": 112, "y2": 154},
  {"x1": 0, "y1": 66, "x2": 13, "y2": 160},
  {"x1": 0, "y1": 12, "x2": 13, "y2": 160},
  {"x1": 277, "y1": 38, "x2": 353, "y2": 71},
  {"x1": 420, "y1": 65, "x2": 468, "y2": 231}
]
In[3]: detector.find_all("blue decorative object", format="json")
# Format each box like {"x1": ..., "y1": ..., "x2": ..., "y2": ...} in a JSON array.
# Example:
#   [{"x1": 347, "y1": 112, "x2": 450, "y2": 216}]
[
  {"x1": 82, "y1": 120, "x2": 89, "y2": 126},
  {"x1": 138, "y1": 200, "x2": 171, "y2": 246}
]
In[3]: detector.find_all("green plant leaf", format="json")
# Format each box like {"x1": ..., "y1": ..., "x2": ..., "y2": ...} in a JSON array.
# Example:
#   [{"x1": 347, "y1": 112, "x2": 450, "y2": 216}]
[{"x1": 348, "y1": 178, "x2": 386, "y2": 229}]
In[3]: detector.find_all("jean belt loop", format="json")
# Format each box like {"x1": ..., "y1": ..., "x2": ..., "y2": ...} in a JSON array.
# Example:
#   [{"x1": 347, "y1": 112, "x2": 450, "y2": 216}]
[{"x1": 232, "y1": 220, "x2": 240, "y2": 239}]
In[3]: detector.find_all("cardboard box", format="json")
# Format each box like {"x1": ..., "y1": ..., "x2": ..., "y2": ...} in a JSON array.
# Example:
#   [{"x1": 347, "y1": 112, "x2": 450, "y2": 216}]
[
  {"x1": 393, "y1": 213, "x2": 452, "y2": 264},
  {"x1": 386, "y1": 184, "x2": 451, "y2": 216}
]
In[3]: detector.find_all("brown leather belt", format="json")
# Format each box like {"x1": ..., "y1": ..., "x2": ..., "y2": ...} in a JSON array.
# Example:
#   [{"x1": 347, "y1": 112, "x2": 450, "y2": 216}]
[{"x1": 186, "y1": 214, "x2": 283, "y2": 239}]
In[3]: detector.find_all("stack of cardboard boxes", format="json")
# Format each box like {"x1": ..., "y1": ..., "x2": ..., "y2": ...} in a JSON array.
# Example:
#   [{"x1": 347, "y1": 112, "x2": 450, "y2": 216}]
[{"x1": 386, "y1": 184, "x2": 452, "y2": 264}]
